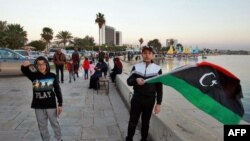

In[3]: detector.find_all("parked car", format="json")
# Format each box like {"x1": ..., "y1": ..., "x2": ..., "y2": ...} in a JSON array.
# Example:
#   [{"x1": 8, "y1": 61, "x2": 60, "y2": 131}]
[
  {"x1": 0, "y1": 48, "x2": 35, "y2": 75},
  {"x1": 66, "y1": 49, "x2": 74, "y2": 59},
  {"x1": 29, "y1": 51, "x2": 48, "y2": 60},
  {"x1": 14, "y1": 49, "x2": 32, "y2": 59},
  {"x1": 47, "y1": 48, "x2": 57, "y2": 61}
]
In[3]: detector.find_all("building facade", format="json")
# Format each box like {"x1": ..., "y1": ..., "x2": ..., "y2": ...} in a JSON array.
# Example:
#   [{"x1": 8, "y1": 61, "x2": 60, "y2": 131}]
[
  {"x1": 116, "y1": 31, "x2": 122, "y2": 46},
  {"x1": 100, "y1": 25, "x2": 122, "y2": 46}
]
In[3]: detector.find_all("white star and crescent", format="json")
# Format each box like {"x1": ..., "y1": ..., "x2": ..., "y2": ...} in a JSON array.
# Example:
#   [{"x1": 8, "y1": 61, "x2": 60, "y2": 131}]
[{"x1": 199, "y1": 72, "x2": 218, "y2": 87}]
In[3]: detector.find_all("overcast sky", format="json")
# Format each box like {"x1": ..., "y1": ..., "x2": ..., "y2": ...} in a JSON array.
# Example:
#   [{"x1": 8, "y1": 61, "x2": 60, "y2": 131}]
[{"x1": 1, "y1": 0, "x2": 250, "y2": 50}]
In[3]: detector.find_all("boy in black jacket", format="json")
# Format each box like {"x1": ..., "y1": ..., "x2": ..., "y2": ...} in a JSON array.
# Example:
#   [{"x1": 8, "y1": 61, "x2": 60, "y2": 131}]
[
  {"x1": 21, "y1": 56, "x2": 63, "y2": 141},
  {"x1": 126, "y1": 46, "x2": 163, "y2": 141}
]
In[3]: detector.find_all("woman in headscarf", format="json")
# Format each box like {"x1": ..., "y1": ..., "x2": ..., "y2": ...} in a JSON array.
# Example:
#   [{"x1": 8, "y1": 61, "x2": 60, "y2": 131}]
[
  {"x1": 89, "y1": 59, "x2": 108, "y2": 90},
  {"x1": 110, "y1": 57, "x2": 123, "y2": 83}
]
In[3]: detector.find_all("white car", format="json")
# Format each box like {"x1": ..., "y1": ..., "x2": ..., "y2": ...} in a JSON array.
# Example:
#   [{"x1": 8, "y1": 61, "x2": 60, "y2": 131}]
[
  {"x1": 29, "y1": 51, "x2": 48, "y2": 60},
  {"x1": 66, "y1": 50, "x2": 74, "y2": 59},
  {"x1": 14, "y1": 49, "x2": 32, "y2": 59}
]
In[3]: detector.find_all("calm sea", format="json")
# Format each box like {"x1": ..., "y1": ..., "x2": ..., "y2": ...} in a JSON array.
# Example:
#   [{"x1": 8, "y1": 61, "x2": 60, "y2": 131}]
[{"x1": 160, "y1": 55, "x2": 250, "y2": 122}]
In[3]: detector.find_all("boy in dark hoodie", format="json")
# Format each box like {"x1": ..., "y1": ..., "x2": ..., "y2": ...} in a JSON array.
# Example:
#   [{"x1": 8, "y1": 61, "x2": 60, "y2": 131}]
[{"x1": 21, "y1": 56, "x2": 63, "y2": 141}]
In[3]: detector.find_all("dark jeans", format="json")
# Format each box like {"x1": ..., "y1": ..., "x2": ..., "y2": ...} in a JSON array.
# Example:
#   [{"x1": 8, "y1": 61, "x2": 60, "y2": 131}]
[
  {"x1": 84, "y1": 69, "x2": 89, "y2": 79},
  {"x1": 110, "y1": 71, "x2": 121, "y2": 82},
  {"x1": 126, "y1": 95, "x2": 155, "y2": 141},
  {"x1": 110, "y1": 72, "x2": 115, "y2": 82},
  {"x1": 55, "y1": 65, "x2": 64, "y2": 83},
  {"x1": 68, "y1": 71, "x2": 75, "y2": 82},
  {"x1": 74, "y1": 63, "x2": 79, "y2": 77}
]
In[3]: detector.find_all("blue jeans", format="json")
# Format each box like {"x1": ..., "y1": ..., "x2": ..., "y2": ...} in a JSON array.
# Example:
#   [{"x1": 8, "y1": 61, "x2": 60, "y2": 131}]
[{"x1": 84, "y1": 69, "x2": 89, "y2": 79}]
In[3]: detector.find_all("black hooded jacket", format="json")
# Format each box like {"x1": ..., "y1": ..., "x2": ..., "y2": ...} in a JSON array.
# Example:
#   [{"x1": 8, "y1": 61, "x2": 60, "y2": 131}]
[{"x1": 21, "y1": 56, "x2": 63, "y2": 109}]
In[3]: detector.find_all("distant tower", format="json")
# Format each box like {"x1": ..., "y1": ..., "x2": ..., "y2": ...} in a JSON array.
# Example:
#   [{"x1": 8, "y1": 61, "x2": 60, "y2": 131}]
[
  {"x1": 100, "y1": 25, "x2": 122, "y2": 46},
  {"x1": 116, "y1": 31, "x2": 122, "y2": 46},
  {"x1": 106, "y1": 25, "x2": 116, "y2": 45}
]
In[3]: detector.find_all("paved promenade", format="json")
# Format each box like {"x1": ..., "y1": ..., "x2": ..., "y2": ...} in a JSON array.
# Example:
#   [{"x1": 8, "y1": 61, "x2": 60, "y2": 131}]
[{"x1": 0, "y1": 68, "x2": 141, "y2": 141}]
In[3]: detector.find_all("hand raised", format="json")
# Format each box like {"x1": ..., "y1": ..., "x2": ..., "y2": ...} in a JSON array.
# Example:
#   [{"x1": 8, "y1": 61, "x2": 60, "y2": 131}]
[{"x1": 22, "y1": 61, "x2": 31, "y2": 67}]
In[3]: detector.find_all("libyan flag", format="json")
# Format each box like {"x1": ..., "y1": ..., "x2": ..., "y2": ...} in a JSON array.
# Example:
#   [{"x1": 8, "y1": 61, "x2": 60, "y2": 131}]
[{"x1": 146, "y1": 61, "x2": 244, "y2": 125}]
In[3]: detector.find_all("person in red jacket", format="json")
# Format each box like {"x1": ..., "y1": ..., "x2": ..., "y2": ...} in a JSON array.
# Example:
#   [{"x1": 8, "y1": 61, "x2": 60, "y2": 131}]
[
  {"x1": 82, "y1": 57, "x2": 90, "y2": 80},
  {"x1": 66, "y1": 60, "x2": 75, "y2": 83}
]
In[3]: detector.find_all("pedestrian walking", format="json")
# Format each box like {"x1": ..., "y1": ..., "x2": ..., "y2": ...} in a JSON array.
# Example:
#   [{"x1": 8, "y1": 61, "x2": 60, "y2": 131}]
[
  {"x1": 66, "y1": 59, "x2": 75, "y2": 83},
  {"x1": 72, "y1": 47, "x2": 80, "y2": 77},
  {"x1": 53, "y1": 48, "x2": 66, "y2": 83},
  {"x1": 82, "y1": 57, "x2": 90, "y2": 80}
]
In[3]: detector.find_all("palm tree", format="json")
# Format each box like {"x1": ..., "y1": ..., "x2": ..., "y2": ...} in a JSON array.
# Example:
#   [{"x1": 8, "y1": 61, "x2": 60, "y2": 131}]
[
  {"x1": 0, "y1": 21, "x2": 7, "y2": 47},
  {"x1": 95, "y1": 12, "x2": 106, "y2": 51},
  {"x1": 4, "y1": 24, "x2": 27, "y2": 49},
  {"x1": 41, "y1": 27, "x2": 53, "y2": 51},
  {"x1": 139, "y1": 38, "x2": 143, "y2": 50},
  {"x1": 147, "y1": 39, "x2": 162, "y2": 53},
  {"x1": 0, "y1": 21, "x2": 7, "y2": 30},
  {"x1": 55, "y1": 31, "x2": 73, "y2": 48}
]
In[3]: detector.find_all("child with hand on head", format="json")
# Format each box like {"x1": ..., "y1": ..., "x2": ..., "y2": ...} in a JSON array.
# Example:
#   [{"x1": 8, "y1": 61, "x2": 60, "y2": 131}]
[{"x1": 21, "y1": 56, "x2": 63, "y2": 141}]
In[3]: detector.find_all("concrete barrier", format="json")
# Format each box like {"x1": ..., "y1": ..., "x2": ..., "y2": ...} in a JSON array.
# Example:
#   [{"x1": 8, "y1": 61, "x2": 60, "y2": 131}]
[
  {"x1": 116, "y1": 74, "x2": 184, "y2": 141},
  {"x1": 115, "y1": 74, "x2": 224, "y2": 141}
]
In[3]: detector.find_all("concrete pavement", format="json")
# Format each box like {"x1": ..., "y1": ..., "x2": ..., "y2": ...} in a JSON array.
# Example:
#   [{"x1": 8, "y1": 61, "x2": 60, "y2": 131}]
[{"x1": 0, "y1": 70, "x2": 141, "y2": 141}]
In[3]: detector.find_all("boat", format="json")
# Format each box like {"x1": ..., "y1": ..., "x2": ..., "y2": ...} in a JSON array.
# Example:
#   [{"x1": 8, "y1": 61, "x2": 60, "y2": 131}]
[{"x1": 166, "y1": 45, "x2": 174, "y2": 58}]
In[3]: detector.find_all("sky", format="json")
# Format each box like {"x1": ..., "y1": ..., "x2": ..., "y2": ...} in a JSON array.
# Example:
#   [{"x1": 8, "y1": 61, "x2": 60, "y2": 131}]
[{"x1": 1, "y1": 0, "x2": 250, "y2": 50}]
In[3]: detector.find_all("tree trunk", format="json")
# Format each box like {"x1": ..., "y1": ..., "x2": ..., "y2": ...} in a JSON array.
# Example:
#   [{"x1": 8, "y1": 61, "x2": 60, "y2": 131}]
[{"x1": 99, "y1": 28, "x2": 100, "y2": 51}]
